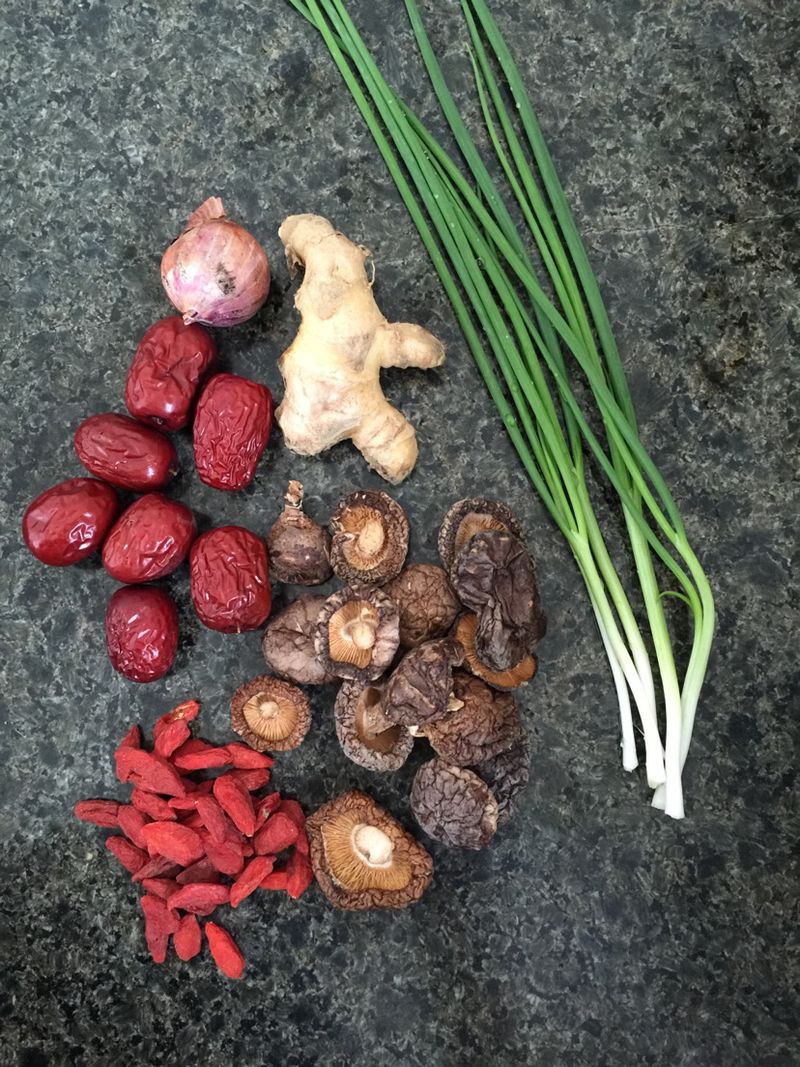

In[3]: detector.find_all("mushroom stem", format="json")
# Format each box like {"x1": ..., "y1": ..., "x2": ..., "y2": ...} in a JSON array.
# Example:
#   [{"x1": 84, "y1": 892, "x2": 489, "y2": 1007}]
[
  {"x1": 349, "y1": 620, "x2": 377, "y2": 650},
  {"x1": 284, "y1": 480, "x2": 304, "y2": 509},
  {"x1": 351, "y1": 824, "x2": 394, "y2": 868},
  {"x1": 357, "y1": 519, "x2": 386, "y2": 556}
]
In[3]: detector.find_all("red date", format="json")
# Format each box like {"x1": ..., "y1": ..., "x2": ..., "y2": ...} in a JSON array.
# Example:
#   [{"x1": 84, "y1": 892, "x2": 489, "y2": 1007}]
[
  {"x1": 189, "y1": 525, "x2": 271, "y2": 633},
  {"x1": 75, "y1": 413, "x2": 179, "y2": 491},
  {"x1": 105, "y1": 585, "x2": 179, "y2": 682},
  {"x1": 193, "y1": 374, "x2": 273, "y2": 491},
  {"x1": 102, "y1": 493, "x2": 196, "y2": 583},
  {"x1": 125, "y1": 316, "x2": 216, "y2": 430},
  {"x1": 22, "y1": 477, "x2": 119, "y2": 566}
]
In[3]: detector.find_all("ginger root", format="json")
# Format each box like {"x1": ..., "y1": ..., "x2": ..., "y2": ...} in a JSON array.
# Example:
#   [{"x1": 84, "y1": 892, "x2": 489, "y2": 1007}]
[{"x1": 276, "y1": 214, "x2": 445, "y2": 484}]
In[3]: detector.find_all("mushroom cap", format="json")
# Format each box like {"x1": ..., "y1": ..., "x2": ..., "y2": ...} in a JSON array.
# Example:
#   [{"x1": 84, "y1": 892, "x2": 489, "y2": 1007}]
[
  {"x1": 307, "y1": 789, "x2": 433, "y2": 909},
  {"x1": 411, "y1": 759, "x2": 499, "y2": 849},
  {"x1": 382, "y1": 638, "x2": 465, "y2": 727},
  {"x1": 455, "y1": 613, "x2": 537, "y2": 690},
  {"x1": 267, "y1": 481, "x2": 332, "y2": 585},
  {"x1": 314, "y1": 585, "x2": 400, "y2": 682},
  {"x1": 383, "y1": 563, "x2": 459, "y2": 649},
  {"x1": 262, "y1": 595, "x2": 337, "y2": 685},
  {"x1": 329, "y1": 490, "x2": 409, "y2": 585},
  {"x1": 420, "y1": 670, "x2": 525, "y2": 766},
  {"x1": 334, "y1": 678, "x2": 414, "y2": 771},
  {"x1": 451, "y1": 530, "x2": 546, "y2": 672},
  {"x1": 230, "y1": 675, "x2": 311, "y2": 752},
  {"x1": 438, "y1": 497, "x2": 523, "y2": 572},
  {"x1": 473, "y1": 738, "x2": 530, "y2": 826}
]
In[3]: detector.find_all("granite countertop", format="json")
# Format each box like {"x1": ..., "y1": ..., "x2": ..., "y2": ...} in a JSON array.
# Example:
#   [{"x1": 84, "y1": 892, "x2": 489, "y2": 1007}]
[{"x1": 1, "y1": 1, "x2": 797, "y2": 1064}]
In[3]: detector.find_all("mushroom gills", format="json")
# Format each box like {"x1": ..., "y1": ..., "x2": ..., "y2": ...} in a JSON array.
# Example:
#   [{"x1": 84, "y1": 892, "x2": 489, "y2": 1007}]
[
  {"x1": 243, "y1": 692, "x2": 295, "y2": 741},
  {"x1": 328, "y1": 600, "x2": 379, "y2": 668},
  {"x1": 339, "y1": 506, "x2": 387, "y2": 567},
  {"x1": 321, "y1": 809, "x2": 412, "y2": 891}
]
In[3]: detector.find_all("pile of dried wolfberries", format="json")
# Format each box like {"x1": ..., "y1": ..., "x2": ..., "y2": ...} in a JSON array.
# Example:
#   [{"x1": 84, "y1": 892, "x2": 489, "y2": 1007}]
[{"x1": 74, "y1": 700, "x2": 312, "y2": 979}]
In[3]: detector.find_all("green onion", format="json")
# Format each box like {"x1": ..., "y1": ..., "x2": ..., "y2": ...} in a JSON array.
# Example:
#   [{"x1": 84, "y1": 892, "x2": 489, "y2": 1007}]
[{"x1": 287, "y1": 0, "x2": 715, "y2": 817}]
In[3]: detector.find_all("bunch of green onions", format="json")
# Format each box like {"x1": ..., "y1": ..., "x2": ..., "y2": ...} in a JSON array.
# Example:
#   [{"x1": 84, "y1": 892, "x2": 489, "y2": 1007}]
[{"x1": 287, "y1": 0, "x2": 715, "y2": 818}]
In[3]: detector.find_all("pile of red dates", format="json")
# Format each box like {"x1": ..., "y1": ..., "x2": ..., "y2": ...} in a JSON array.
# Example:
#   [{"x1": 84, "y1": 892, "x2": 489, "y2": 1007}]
[{"x1": 22, "y1": 317, "x2": 274, "y2": 682}]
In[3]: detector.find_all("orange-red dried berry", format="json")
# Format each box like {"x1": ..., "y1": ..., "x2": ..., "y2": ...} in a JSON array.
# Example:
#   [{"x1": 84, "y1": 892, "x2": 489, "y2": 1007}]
[
  {"x1": 260, "y1": 868, "x2": 290, "y2": 891},
  {"x1": 153, "y1": 718, "x2": 191, "y2": 759},
  {"x1": 153, "y1": 700, "x2": 200, "y2": 740},
  {"x1": 204, "y1": 838, "x2": 245, "y2": 877},
  {"x1": 169, "y1": 883, "x2": 230, "y2": 915},
  {"x1": 106, "y1": 835, "x2": 148, "y2": 874},
  {"x1": 141, "y1": 822, "x2": 204, "y2": 867},
  {"x1": 253, "y1": 811, "x2": 298, "y2": 855},
  {"x1": 212, "y1": 775, "x2": 256, "y2": 837},
  {"x1": 230, "y1": 856, "x2": 274, "y2": 908},
  {"x1": 224, "y1": 744, "x2": 274, "y2": 770},
  {"x1": 286, "y1": 850, "x2": 314, "y2": 900},
  {"x1": 196, "y1": 796, "x2": 229, "y2": 844},
  {"x1": 173, "y1": 914, "x2": 202, "y2": 961},
  {"x1": 172, "y1": 738, "x2": 231, "y2": 771},
  {"x1": 140, "y1": 894, "x2": 180, "y2": 963},
  {"x1": 74, "y1": 799, "x2": 120, "y2": 828},
  {"x1": 131, "y1": 855, "x2": 183, "y2": 882},
  {"x1": 116, "y1": 724, "x2": 142, "y2": 752},
  {"x1": 117, "y1": 805, "x2": 150, "y2": 850},
  {"x1": 115, "y1": 749, "x2": 186, "y2": 797},
  {"x1": 205, "y1": 922, "x2": 245, "y2": 979},
  {"x1": 254, "y1": 793, "x2": 282, "y2": 822},
  {"x1": 140, "y1": 877, "x2": 180, "y2": 900},
  {"x1": 131, "y1": 788, "x2": 176, "y2": 821},
  {"x1": 278, "y1": 798, "x2": 306, "y2": 828},
  {"x1": 176, "y1": 859, "x2": 222, "y2": 885},
  {"x1": 229, "y1": 768, "x2": 271, "y2": 791}
]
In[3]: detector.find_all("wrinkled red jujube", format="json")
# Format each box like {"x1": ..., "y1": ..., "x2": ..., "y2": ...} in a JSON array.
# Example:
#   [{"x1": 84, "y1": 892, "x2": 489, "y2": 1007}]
[
  {"x1": 125, "y1": 316, "x2": 216, "y2": 430},
  {"x1": 102, "y1": 493, "x2": 196, "y2": 583},
  {"x1": 22, "y1": 477, "x2": 119, "y2": 566},
  {"x1": 189, "y1": 525, "x2": 271, "y2": 632},
  {"x1": 105, "y1": 585, "x2": 179, "y2": 682},
  {"x1": 74, "y1": 413, "x2": 179, "y2": 491},
  {"x1": 193, "y1": 373, "x2": 273, "y2": 491}
]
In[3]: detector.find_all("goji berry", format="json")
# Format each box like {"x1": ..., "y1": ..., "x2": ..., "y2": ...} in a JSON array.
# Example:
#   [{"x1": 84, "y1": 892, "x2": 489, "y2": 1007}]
[
  {"x1": 294, "y1": 829, "x2": 309, "y2": 857},
  {"x1": 260, "y1": 868, "x2": 289, "y2": 891},
  {"x1": 152, "y1": 699, "x2": 201, "y2": 740},
  {"x1": 278, "y1": 798, "x2": 306, "y2": 828},
  {"x1": 224, "y1": 744, "x2": 274, "y2": 770},
  {"x1": 140, "y1": 894, "x2": 180, "y2": 964},
  {"x1": 142, "y1": 822, "x2": 204, "y2": 867},
  {"x1": 173, "y1": 914, "x2": 202, "y2": 961},
  {"x1": 286, "y1": 850, "x2": 314, "y2": 900},
  {"x1": 115, "y1": 749, "x2": 186, "y2": 797},
  {"x1": 117, "y1": 805, "x2": 150, "y2": 850},
  {"x1": 74, "y1": 799, "x2": 120, "y2": 828},
  {"x1": 253, "y1": 793, "x2": 282, "y2": 822},
  {"x1": 205, "y1": 922, "x2": 245, "y2": 979},
  {"x1": 176, "y1": 859, "x2": 222, "y2": 885},
  {"x1": 140, "y1": 877, "x2": 181, "y2": 900},
  {"x1": 106, "y1": 836, "x2": 148, "y2": 874},
  {"x1": 213, "y1": 775, "x2": 256, "y2": 837},
  {"x1": 253, "y1": 811, "x2": 298, "y2": 855},
  {"x1": 203, "y1": 838, "x2": 245, "y2": 877},
  {"x1": 168, "y1": 883, "x2": 230, "y2": 915},
  {"x1": 116, "y1": 724, "x2": 142, "y2": 752},
  {"x1": 131, "y1": 856, "x2": 183, "y2": 882},
  {"x1": 153, "y1": 718, "x2": 191, "y2": 759},
  {"x1": 230, "y1": 856, "x2": 274, "y2": 909},
  {"x1": 196, "y1": 796, "x2": 229, "y2": 844},
  {"x1": 131, "y1": 788, "x2": 176, "y2": 822},
  {"x1": 172, "y1": 738, "x2": 231, "y2": 772},
  {"x1": 183, "y1": 779, "x2": 215, "y2": 796},
  {"x1": 168, "y1": 796, "x2": 200, "y2": 812},
  {"x1": 241, "y1": 841, "x2": 254, "y2": 858},
  {"x1": 229, "y1": 768, "x2": 271, "y2": 791}
]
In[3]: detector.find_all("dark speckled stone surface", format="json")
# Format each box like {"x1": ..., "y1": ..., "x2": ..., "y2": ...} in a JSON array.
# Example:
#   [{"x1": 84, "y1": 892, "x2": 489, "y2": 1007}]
[{"x1": 1, "y1": 1, "x2": 798, "y2": 1065}]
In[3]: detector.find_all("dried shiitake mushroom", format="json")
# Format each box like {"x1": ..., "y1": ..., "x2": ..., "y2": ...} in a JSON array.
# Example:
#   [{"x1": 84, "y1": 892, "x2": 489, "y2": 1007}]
[
  {"x1": 334, "y1": 679, "x2": 414, "y2": 771},
  {"x1": 452, "y1": 530, "x2": 546, "y2": 672},
  {"x1": 314, "y1": 585, "x2": 400, "y2": 682},
  {"x1": 267, "y1": 481, "x2": 332, "y2": 585},
  {"x1": 473, "y1": 739, "x2": 530, "y2": 826},
  {"x1": 307, "y1": 789, "x2": 433, "y2": 910},
  {"x1": 411, "y1": 759, "x2": 499, "y2": 850},
  {"x1": 419, "y1": 670, "x2": 525, "y2": 767},
  {"x1": 383, "y1": 563, "x2": 459, "y2": 649},
  {"x1": 329, "y1": 490, "x2": 409, "y2": 584},
  {"x1": 438, "y1": 497, "x2": 523, "y2": 572},
  {"x1": 455, "y1": 613, "x2": 537, "y2": 690},
  {"x1": 383, "y1": 638, "x2": 465, "y2": 728},
  {"x1": 230, "y1": 675, "x2": 311, "y2": 752},
  {"x1": 262, "y1": 595, "x2": 336, "y2": 685}
]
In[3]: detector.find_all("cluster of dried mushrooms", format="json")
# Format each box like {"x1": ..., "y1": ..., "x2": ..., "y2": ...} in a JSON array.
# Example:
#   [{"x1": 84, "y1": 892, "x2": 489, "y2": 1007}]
[{"x1": 230, "y1": 487, "x2": 545, "y2": 910}]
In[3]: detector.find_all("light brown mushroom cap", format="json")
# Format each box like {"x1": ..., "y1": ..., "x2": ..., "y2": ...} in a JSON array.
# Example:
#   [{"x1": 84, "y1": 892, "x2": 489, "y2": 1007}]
[
  {"x1": 315, "y1": 585, "x2": 400, "y2": 682},
  {"x1": 307, "y1": 790, "x2": 433, "y2": 909},
  {"x1": 329, "y1": 490, "x2": 409, "y2": 584},
  {"x1": 438, "y1": 498, "x2": 523, "y2": 572},
  {"x1": 334, "y1": 678, "x2": 414, "y2": 771},
  {"x1": 455, "y1": 613, "x2": 537, "y2": 690},
  {"x1": 230, "y1": 675, "x2": 311, "y2": 752}
]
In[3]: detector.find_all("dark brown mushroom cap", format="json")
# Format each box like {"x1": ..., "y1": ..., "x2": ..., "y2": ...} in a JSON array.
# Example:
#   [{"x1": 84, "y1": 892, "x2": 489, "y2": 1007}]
[
  {"x1": 383, "y1": 563, "x2": 459, "y2": 649},
  {"x1": 307, "y1": 789, "x2": 433, "y2": 910},
  {"x1": 382, "y1": 638, "x2": 465, "y2": 727},
  {"x1": 329, "y1": 490, "x2": 409, "y2": 585},
  {"x1": 314, "y1": 585, "x2": 400, "y2": 682},
  {"x1": 455, "y1": 612, "x2": 537, "y2": 690},
  {"x1": 438, "y1": 497, "x2": 523, "y2": 572},
  {"x1": 420, "y1": 670, "x2": 525, "y2": 766},
  {"x1": 334, "y1": 678, "x2": 414, "y2": 771},
  {"x1": 262, "y1": 595, "x2": 336, "y2": 685},
  {"x1": 267, "y1": 481, "x2": 332, "y2": 585},
  {"x1": 230, "y1": 675, "x2": 311, "y2": 752},
  {"x1": 473, "y1": 738, "x2": 530, "y2": 826},
  {"x1": 452, "y1": 530, "x2": 546, "y2": 672},
  {"x1": 411, "y1": 759, "x2": 499, "y2": 849}
]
